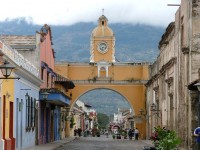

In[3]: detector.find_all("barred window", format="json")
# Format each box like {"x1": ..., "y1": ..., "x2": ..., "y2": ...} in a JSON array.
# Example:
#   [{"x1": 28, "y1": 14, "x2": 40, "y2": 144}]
[
  {"x1": 26, "y1": 96, "x2": 29, "y2": 127},
  {"x1": 26, "y1": 96, "x2": 36, "y2": 130},
  {"x1": 28, "y1": 97, "x2": 31, "y2": 127}
]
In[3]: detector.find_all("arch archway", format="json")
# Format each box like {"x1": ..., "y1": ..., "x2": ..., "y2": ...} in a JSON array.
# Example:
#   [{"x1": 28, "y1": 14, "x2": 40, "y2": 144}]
[
  {"x1": 67, "y1": 82, "x2": 146, "y2": 138},
  {"x1": 72, "y1": 88, "x2": 135, "y2": 115},
  {"x1": 55, "y1": 62, "x2": 149, "y2": 139}
]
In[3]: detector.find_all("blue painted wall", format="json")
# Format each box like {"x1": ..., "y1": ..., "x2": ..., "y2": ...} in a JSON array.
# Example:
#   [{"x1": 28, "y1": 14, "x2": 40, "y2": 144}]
[{"x1": 14, "y1": 79, "x2": 40, "y2": 149}]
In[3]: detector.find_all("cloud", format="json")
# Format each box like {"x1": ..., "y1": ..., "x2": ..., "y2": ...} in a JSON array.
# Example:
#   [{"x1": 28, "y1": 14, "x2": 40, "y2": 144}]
[{"x1": 0, "y1": 0, "x2": 180, "y2": 27}]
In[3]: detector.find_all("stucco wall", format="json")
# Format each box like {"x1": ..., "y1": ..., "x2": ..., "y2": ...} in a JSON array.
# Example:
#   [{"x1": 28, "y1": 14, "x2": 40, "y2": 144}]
[{"x1": 14, "y1": 79, "x2": 40, "y2": 149}]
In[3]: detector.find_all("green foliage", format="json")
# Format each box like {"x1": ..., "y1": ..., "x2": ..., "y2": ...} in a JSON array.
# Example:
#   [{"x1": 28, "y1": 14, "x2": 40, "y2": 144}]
[
  {"x1": 112, "y1": 134, "x2": 116, "y2": 139},
  {"x1": 96, "y1": 130, "x2": 100, "y2": 137},
  {"x1": 150, "y1": 126, "x2": 181, "y2": 150},
  {"x1": 97, "y1": 113, "x2": 109, "y2": 128},
  {"x1": 70, "y1": 116, "x2": 75, "y2": 128}
]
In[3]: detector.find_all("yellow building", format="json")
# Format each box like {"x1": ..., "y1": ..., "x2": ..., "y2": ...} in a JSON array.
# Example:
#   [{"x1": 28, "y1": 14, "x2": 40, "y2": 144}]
[{"x1": 55, "y1": 15, "x2": 150, "y2": 138}]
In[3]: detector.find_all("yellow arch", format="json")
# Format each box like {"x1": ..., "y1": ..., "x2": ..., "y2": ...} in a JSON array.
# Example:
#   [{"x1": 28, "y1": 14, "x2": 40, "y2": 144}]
[
  {"x1": 55, "y1": 62, "x2": 149, "y2": 139},
  {"x1": 71, "y1": 87, "x2": 135, "y2": 115}
]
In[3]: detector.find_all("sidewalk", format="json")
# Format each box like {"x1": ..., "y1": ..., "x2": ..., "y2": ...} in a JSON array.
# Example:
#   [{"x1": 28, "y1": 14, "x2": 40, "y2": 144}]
[
  {"x1": 24, "y1": 137, "x2": 76, "y2": 150},
  {"x1": 141, "y1": 140, "x2": 154, "y2": 147}
]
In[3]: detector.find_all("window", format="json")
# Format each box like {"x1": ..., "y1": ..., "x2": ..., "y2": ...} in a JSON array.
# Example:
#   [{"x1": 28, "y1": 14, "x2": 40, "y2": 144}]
[
  {"x1": 102, "y1": 21, "x2": 104, "y2": 26},
  {"x1": 47, "y1": 72, "x2": 49, "y2": 87},
  {"x1": 51, "y1": 75, "x2": 54, "y2": 88},
  {"x1": 28, "y1": 97, "x2": 31, "y2": 127},
  {"x1": 31, "y1": 98, "x2": 35, "y2": 127},
  {"x1": 41, "y1": 68, "x2": 44, "y2": 80},
  {"x1": 26, "y1": 95, "x2": 36, "y2": 131},
  {"x1": 26, "y1": 96, "x2": 29, "y2": 128},
  {"x1": 170, "y1": 95, "x2": 173, "y2": 110},
  {"x1": 181, "y1": 16, "x2": 184, "y2": 48}
]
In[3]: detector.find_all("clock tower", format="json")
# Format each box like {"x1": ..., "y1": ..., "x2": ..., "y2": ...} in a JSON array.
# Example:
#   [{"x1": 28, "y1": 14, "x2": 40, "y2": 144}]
[{"x1": 90, "y1": 15, "x2": 115, "y2": 63}]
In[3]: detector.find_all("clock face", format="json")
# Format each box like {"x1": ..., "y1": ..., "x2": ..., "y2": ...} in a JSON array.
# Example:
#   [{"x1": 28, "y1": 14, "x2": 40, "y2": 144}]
[{"x1": 98, "y1": 42, "x2": 108, "y2": 53}]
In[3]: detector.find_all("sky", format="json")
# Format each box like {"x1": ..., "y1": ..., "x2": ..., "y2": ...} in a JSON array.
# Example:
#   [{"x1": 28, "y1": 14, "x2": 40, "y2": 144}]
[{"x1": 1, "y1": 0, "x2": 181, "y2": 27}]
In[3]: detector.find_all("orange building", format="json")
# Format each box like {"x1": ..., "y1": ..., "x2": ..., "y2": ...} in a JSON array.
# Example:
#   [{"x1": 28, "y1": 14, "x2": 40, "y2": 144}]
[{"x1": 55, "y1": 15, "x2": 150, "y2": 138}]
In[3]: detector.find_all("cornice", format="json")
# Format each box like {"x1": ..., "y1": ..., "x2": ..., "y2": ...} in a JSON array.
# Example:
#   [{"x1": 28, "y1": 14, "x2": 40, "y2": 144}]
[{"x1": 146, "y1": 57, "x2": 177, "y2": 87}]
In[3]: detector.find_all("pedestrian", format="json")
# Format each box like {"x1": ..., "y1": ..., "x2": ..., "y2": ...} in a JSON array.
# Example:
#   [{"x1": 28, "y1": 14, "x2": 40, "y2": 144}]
[
  {"x1": 78, "y1": 128, "x2": 82, "y2": 137},
  {"x1": 105, "y1": 130, "x2": 109, "y2": 138},
  {"x1": 74, "y1": 128, "x2": 77, "y2": 136},
  {"x1": 128, "y1": 129, "x2": 133, "y2": 140},
  {"x1": 132, "y1": 128, "x2": 135, "y2": 140},
  {"x1": 194, "y1": 127, "x2": 200, "y2": 148},
  {"x1": 134, "y1": 128, "x2": 139, "y2": 140}
]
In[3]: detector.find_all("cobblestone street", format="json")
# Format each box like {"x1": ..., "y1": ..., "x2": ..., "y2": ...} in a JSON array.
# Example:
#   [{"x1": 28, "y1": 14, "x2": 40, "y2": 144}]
[{"x1": 57, "y1": 135, "x2": 153, "y2": 150}]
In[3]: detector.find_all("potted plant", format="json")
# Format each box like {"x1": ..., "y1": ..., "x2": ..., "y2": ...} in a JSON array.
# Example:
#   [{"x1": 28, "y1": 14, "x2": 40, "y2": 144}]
[
  {"x1": 150, "y1": 126, "x2": 181, "y2": 150},
  {"x1": 121, "y1": 130, "x2": 127, "y2": 139},
  {"x1": 112, "y1": 134, "x2": 116, "y2": 139},
  {"x1": 96, "y1": 130, "x2": 100, "y2": 137},
  {"x1": 70, "y1": 116, "x2": 75, "y2": 128}
]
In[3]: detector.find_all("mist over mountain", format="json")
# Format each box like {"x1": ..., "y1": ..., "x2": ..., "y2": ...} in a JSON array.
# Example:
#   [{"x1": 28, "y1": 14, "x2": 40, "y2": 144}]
[
  {"x1": 0, "y1": 18, "x2": 165, "y2": 63},
  {"x1": 0, "y1": 18, "x2": 165, "y2": 115}
]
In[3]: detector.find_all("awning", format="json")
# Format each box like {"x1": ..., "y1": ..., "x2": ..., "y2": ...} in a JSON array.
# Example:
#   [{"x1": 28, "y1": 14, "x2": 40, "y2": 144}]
[{"x1": 39, "y1": 90, "x2": 70, "y2": 106}]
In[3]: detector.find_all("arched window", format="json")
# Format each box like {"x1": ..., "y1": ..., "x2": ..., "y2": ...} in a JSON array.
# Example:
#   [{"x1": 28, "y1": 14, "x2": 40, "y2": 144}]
[{"x1": 100, "y1": 67, "x2": 106, "y2": 77}]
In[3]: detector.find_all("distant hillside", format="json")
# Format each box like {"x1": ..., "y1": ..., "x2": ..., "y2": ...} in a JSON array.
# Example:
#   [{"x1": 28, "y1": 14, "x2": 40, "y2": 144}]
[
  {"x1": 0, "y1": 18, "x2": 165, "y2": 115},
  {"x1": 0, "y1": 18, "x2": 165, "y2": 62},
  {"x1": 79, "y1": 89, "x2": 130, "y2": 116}
]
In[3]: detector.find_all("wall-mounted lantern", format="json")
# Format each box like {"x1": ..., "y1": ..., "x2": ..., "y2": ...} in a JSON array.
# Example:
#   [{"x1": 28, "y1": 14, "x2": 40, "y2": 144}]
[
  {"x1": 25, "y1": 92, "x2": 29, "y2": 101},
  {"x1": 40, "y1": 92, "x2": 49, "y2": 100},
  {"x1": 0, "y1": 60, "x2": 20, "y2": 79}
]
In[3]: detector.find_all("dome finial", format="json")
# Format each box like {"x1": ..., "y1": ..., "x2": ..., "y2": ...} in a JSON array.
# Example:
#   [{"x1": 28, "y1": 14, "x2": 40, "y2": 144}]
[{"x1": 102, "y1": 9, "x2": 104, "y2": 15}]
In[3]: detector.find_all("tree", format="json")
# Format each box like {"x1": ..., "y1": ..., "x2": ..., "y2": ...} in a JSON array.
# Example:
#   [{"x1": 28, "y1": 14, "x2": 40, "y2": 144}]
[{"x1": 97, "y1": 113, "x2": 109, "y2": 129}]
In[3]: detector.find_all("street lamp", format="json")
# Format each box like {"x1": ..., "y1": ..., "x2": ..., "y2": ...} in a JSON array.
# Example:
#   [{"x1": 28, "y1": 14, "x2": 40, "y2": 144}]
[
  {"x1": 139, "y1": 108, "x2": 145, "y2": 116},
  {"x1": 0, "y1": 60, "x2": 20, "y2": 79},
  {"x1": 40, "y1": 92, "x2": 49, "y2": 100},
  {"x1": 25, "y1": 92, "x2": 29, "y2": 101}
]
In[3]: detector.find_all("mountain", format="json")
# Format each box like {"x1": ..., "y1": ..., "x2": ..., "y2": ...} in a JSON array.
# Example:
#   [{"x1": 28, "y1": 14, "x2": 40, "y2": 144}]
[
  {"x1": 0, "y1": 18, "x2": 165, "y2": 62},
  {"x1": 79, "y1": 89, "x2": 130, "y2": 116},
  {"x1": 0, "y1": 18, "x2": 165, "y2": 115}
]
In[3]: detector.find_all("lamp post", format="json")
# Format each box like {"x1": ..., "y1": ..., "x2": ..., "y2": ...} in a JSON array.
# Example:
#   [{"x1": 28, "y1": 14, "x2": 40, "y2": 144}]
[
  {"x1": 25, "y1": 92, "x2": 29, "y2": 101},
  {"x1": 40, "y1": 92, "x2": 49, "y2": 100},
  {"x1": 0, "y1": 60, "x2": 20, "y2": 79}
]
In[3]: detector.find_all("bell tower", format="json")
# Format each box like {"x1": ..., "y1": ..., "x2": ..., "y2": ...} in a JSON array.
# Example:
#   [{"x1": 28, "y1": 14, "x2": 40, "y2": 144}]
[{"x1": 90, "y1": 14, "x2": 115, "y2": 63}]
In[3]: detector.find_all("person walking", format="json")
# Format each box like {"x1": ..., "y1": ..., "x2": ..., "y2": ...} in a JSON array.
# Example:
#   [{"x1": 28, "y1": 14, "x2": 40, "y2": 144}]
[
  {"x1": 194, "y1": 127, "x2": 200, "y2": 149},
  {"x1": 134, "y1": 128, "x2": 139, "y2": 140},
  {"x1": 105, "y1": 130, "x2": 109, "y2": 138},
  {"x1": 78, "y1": 128, "x2": 82, "y2": 137},
  {"x1": 74, "y1": 128, "x2": 77, "y2": 136},
  {"x1": 132, "y1": 128, "x2": 135, "y2": 140},
  {"x1": 128, "y1": 129, "x2": 133, "y2": 140}
]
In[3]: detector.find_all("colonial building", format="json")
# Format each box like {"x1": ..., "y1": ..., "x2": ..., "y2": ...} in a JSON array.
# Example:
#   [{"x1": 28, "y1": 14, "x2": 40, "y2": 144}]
[
  {"x1": 1, "y1": 24, "x2": 75, "y2": 149},
  {"x1": 146, "y1": 0, "x2": 200, "y2": 149},
  {"x1": 0, "y1": 37, "x2": 42, "y2": 150}
]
